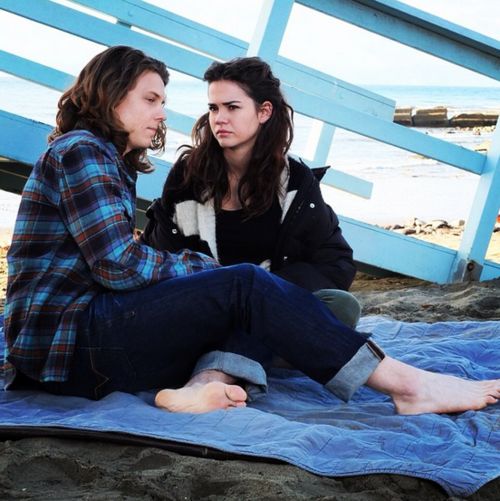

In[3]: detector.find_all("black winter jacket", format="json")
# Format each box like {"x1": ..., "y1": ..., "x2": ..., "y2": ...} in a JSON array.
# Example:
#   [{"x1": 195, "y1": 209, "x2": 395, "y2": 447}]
[{"x1": 141, "y1": 157, "x2": 356, "y2": 291}]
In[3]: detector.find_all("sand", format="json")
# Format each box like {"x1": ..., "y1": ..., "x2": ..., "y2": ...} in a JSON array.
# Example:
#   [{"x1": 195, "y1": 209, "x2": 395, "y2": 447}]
[{"x1": 0, "y1": 237, "x2": 499, "y2": 500}]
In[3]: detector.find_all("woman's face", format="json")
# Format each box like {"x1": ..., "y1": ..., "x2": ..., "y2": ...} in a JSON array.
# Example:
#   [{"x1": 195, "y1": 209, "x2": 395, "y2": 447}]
[
  {"x1": 207, "y1": 80, "x2": 271, "y2": 156},
  {"x1": 114, "y1": 70, "x2": 166, "y2": 155}
]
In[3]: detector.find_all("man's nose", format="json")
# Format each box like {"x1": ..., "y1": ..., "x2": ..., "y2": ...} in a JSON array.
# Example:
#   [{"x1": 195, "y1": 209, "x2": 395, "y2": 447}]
[{"x1": 157, "y1": 107, "x2": 167, "y2": 121}]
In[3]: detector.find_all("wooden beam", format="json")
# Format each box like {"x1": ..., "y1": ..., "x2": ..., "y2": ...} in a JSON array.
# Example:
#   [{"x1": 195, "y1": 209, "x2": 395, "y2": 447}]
[{"x1": 298, "y1": 0, "x2": 500, "y2": 79}]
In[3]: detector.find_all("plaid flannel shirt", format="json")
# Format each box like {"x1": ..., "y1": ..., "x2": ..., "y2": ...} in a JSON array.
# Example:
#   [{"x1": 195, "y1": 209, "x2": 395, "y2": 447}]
[{"x1": 4, "y1": 130, "x2": 218, "y2": 384}]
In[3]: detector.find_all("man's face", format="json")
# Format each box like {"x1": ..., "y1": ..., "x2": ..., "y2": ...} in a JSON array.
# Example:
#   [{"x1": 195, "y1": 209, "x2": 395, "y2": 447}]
[{"x1": 114, "y1": 70, "x2": 166, "y2": 155}]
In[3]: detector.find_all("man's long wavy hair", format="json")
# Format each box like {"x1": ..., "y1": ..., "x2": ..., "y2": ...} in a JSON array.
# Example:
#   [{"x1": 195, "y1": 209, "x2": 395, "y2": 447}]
[
  {"x1": 174, "y1": 57, "x2": 294, "y2": 216},
  {"x1": 48, "y1": 46, "x2": 169, "y2": 172}
]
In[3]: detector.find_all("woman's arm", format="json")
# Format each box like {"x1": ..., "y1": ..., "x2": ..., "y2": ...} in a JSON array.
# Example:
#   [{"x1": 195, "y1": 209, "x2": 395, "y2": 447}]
[
  {"x1": 274, "y1": 207, "x2": 356, "y2": 291},
  {"x1": 273, "y1": 178, "x2": 356, "y2": 292},
  {"x1": 140, "y1": 198, "x2": 183, "y2": 250}
]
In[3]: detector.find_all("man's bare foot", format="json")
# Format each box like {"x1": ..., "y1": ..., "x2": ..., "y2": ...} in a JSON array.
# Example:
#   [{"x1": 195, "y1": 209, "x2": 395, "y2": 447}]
[
  {"x1": 155, "y1": 381, "x2": 247, "y2": 413},
  {"x1": 367, "y1": 357, "x2": 500, "y2": 415}
]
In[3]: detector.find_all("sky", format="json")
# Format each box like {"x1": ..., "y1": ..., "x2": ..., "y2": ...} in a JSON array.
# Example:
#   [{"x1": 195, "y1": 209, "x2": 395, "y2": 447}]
[{"x1": 0, "y1": 0, "x2": 499, "y2": 86}]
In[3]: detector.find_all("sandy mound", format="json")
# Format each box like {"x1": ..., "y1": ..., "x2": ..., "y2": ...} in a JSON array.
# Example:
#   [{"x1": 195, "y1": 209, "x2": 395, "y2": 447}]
[{"x1": 352, "y1": 275, "x2": 500, "y2": 322}]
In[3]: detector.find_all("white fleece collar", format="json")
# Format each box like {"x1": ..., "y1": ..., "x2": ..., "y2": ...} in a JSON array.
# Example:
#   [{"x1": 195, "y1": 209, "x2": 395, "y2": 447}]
[
  {"x1": 173, "y1": 162, "x2": 297, "y2": 257},
  {"x1": 278, "y1": 161, "x2": 297, "y2": 223}
]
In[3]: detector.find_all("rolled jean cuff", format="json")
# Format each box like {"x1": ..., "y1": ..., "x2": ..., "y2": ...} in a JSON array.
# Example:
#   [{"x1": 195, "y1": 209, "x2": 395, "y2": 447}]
[
  {"x1": 192, "y1": 350, "x2": 268, "y2": 401},
  {"x1": 325, "y1": 339, "x2": 385, "y2": 402}
]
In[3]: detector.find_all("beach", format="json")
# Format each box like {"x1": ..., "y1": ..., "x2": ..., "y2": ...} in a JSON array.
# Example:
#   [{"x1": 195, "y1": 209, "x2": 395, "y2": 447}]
[
  {"x1": 2, "y1": 431, "x2": 498, "y2": 500},
  {"x1": 1, "y1": 243, "x2": 500, "y2": 499},
  {"x1": 1, "y1": 78, "x2": 499, "y2": 499}
]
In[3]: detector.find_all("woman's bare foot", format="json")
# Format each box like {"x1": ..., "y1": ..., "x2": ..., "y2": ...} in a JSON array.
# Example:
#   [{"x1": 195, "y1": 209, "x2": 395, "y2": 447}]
[
  {"x1": 367, "y1": 356, "x2": 500, "y2": 415},
  {"x1": 155, "y1": 369, "x2": 247, "y2": 413}
]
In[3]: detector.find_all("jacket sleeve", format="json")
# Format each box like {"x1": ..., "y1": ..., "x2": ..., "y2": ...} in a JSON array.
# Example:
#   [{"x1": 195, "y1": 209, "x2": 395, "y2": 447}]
[
  {"x1": 140, "y1": 198, "x2": 184, "y2": 251},
  {"x1": 140, "y1": 163, "x2": 187, "y2": 252},
  {"x1": 140, "y1": 162, "x2": 214, "y2": 258},
  {"x1": 273, "y1": 185, "x2": 356, "y2": 292}
]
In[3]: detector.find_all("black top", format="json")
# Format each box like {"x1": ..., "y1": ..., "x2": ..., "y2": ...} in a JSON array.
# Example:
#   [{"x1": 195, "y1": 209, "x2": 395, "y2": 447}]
[
  {"x1": 141, "y1": 157, "x2": 356, "y2": 292},
  {"x1": 216, "y1": 197, "x2": 282, "y2": 266}
]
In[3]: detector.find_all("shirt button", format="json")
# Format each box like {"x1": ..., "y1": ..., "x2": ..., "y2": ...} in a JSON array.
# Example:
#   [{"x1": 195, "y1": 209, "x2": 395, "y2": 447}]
[
  {"x1": 309, "y1": 203, "x2": 315, "y2": 208},
  {"x1": 172, "y1": 228, "x2": 178, "y2": 234}
]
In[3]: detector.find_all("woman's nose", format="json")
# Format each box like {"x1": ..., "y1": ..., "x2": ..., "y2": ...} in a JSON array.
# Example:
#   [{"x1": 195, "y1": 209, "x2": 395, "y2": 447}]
[{"x1": 215, "y1": 111, "x2": 227, "y2": 123}]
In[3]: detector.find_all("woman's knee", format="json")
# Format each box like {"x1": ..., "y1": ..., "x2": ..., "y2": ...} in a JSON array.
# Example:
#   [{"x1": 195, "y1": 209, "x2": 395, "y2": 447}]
[{"x1": 313, "y1": 289, "x2": 362, "y2": 329}]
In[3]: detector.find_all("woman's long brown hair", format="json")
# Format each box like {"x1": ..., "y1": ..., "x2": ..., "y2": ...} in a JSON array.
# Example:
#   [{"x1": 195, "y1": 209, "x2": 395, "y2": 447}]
[
  {"x1": 170, "y1": 57, "x2": 294, "y2": 217},
  {"x1": 48, "y1": 45, "x2": 169, "y2": 172}
]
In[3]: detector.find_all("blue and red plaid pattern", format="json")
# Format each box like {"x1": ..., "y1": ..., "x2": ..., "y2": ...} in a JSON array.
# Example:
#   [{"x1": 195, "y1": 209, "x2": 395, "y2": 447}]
[{"x1": 4, "y1": 130, "x2": 218, "y2": 384}]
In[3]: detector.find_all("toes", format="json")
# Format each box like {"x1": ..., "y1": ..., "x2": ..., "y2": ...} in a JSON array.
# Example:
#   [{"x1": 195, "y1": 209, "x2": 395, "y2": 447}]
[
  {"x1": 225, "y1": 384, "x2": 247, "y2": 403},
  {"x1": 227, "y1": 401, "x2": 247, "y2": 409}
]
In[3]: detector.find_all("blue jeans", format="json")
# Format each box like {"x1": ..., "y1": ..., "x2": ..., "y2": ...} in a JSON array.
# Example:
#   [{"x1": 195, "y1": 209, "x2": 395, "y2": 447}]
[{"x1": 42, "y1": 264, "x2": 382, "y2": 401}]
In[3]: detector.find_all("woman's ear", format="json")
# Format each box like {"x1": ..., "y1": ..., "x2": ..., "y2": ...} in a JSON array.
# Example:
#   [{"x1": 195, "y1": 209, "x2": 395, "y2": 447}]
[{"x1": 258, "y1": 101, "x2": 273, "y2": 124}]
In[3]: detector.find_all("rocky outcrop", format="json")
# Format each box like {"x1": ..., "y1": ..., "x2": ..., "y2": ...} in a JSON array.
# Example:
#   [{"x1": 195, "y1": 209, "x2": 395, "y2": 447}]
[
  {"x1": 412, "y1": 107, "x2": 449, "y2": 127},
  {"x1": 449, "y1": 112, "x2": 499, "y2": 127},
  {"x1": 393, "y1": 107, "x2": 413, "y2": 126},
  {"x1": 384, "y1": 217, "x2": 500, "y2": 236},
  {"x1": 393, "y1": 106, "x2": 499, "y2": 128}
]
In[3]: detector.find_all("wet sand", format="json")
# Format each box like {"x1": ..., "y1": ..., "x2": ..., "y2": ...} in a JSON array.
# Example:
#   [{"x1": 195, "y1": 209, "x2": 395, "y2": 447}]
[{"x1": 0, "y1": 239, "x2": 499, "y2": 500}]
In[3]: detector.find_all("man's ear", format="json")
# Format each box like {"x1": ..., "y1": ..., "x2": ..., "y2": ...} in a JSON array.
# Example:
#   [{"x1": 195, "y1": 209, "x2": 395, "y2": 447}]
[{"x1": 258, "y1": 101, "x2": 273, "y2": 124}]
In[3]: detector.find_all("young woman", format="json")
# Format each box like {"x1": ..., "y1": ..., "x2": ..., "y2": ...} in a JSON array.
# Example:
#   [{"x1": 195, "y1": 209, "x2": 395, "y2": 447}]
[
  {"x1": 141, "y1": 57, "x2": 361, "y2": 329},
  {"x1": 5, "y1": 47, "x2": 499, "y2": 416}
]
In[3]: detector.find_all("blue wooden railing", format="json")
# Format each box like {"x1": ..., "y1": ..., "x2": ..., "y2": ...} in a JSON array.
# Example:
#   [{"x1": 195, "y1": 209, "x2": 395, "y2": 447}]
[{"x1": 0, "y1": 0, "x2": 498, "y2": 283}]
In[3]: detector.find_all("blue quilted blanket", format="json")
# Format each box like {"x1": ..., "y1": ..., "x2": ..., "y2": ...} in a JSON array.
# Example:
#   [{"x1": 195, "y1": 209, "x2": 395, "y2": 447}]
[{"x1": 1, "y1": 316, "x2": 499, "y2": 497}]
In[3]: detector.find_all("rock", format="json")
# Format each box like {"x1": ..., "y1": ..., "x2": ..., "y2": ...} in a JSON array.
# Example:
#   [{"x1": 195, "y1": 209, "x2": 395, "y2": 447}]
[
  {"x1": 430, "y1": 219, "x2": 450, "y2": 230},
  {"x1": 450, "y1": 219, "x2": 465, "y2": 228},
  {"x1": 413, "y1": 107, "x2": 449, "y2": 127},
  {"x1": 405, "y1": 217, "x2": 417, "y2": 227},
  {"x1": 388, "y1": 224, "x2": 404, "y2": 230},
  {"x1": 394, "y1": 107, "x2": 413, "y2": 126},
  {"x1": 449, "y1": 112, "x2": 499, "y2": 128}
]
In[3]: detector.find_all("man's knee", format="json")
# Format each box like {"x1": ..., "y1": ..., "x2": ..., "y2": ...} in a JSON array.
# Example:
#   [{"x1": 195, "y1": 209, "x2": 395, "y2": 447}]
[{"x1": 222, "y1": 263, "x2": 270, "y2": 287}]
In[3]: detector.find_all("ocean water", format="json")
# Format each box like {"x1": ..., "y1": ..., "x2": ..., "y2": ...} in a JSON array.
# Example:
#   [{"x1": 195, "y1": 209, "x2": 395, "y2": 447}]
[{"x1": 0, "y1": 74, "x2": 498, "y2": 225}]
